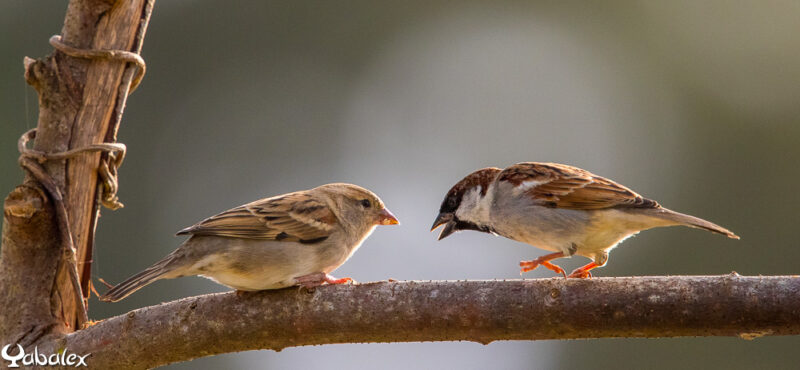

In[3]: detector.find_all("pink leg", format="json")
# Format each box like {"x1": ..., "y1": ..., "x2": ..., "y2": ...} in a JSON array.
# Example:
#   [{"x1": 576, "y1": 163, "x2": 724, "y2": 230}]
[
  {"x1": 324, "y1": 276, "x2": 353, "y2": 285},
  {"x1": 294, "y1": 272, "x2": 353, "y2": 288},
  {"x1": 567, "y1": 262, "x2": 599, "y2": 279},
  {"x1": 519, "y1": 252, "x2": 567, "y2": 278}
]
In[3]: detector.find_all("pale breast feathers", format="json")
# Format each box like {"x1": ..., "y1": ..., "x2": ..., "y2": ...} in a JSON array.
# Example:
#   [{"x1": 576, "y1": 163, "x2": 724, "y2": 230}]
[
  {"x1": 176, "y1": 192, "x2": 338, "y2": 243},
  {"x1": 497, "y1": 162, "x2": 659, "y2": 210}
]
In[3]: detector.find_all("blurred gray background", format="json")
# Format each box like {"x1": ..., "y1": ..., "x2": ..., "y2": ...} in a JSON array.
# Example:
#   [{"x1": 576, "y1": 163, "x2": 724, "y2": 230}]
[{"x1": 3, "y1": 1, "x2": 800, "y2": 369}]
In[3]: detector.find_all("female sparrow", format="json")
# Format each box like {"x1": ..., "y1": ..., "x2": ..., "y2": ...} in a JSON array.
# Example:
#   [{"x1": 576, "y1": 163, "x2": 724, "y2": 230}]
[
  {"x1": 431, "y1": 162, "x2": 738, "y2": 278},
  {"x1": 100, "y1": 183, "x2": 399, "y2": 302}
]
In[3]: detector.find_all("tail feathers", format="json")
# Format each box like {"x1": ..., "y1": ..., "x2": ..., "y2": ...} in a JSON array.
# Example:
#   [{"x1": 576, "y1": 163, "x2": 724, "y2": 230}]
[
  {"x1": 657, "y1": 208, "x2": 739, "y2": 239},
  {"x1": 99, "y1": 261, "x2": 172, "y2": 302}
]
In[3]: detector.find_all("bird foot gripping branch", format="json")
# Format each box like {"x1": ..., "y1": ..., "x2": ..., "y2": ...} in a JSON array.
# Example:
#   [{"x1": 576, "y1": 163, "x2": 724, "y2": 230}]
[{"x1": 519, "y1": 252, "x2": 567, "y2": 277}]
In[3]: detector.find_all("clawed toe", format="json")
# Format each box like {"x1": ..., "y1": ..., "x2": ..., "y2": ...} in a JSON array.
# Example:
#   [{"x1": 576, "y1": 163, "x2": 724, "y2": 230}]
[
  {"x1": 519, "y1": 260, "x2": 539, "y2": 274},
  {"x1": 519, "y1": 252, "x2": 567, "y2": 278},
  {"x1": 567, "y1": 269, "x2": 592, "y2": 279},
  {"x1": 324, "y1": 276, "x2": 354, "y2": 285},
  {"x1": 567, "y1": 262, "x2": 599, "y2": 279}
]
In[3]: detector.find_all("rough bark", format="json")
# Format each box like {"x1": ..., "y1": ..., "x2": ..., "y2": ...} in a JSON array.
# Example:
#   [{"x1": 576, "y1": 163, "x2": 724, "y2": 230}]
[
  {"x1": 1, "y1": 0, "x2": 153, "y2": 343},
  {"x1": 12, "y1": 0, "x2": 152, "y2": 333},
  {"x1": 0, "y1": 186, "x2": 63, "y2": 344},
  {"x1": 36, "y1": 276, "x2": 798, "y2": 368},
  {"x1": 64, "y1": 0, "x2": 149, "y2": 322}
]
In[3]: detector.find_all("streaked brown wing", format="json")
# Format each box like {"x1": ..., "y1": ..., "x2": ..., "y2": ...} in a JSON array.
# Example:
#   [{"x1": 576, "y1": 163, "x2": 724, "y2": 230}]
[
  {"x1": 177, "y1": 191, "x2": 338, "y2": 243},
  {"x1": 498, "y1": 162, "x2": 658, "y2": 210}
]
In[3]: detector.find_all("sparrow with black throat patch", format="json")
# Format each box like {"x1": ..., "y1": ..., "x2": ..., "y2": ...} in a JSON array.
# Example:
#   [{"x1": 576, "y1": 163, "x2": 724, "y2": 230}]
[
  {"x1": 431, "y1": 162, "x2": 738, "y2": 278},
  {"x1": 100, "y1": 183, "x2": 399, "y2": 302}
]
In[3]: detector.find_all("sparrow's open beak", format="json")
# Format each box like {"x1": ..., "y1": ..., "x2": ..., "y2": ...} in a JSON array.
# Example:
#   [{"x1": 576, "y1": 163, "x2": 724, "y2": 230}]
[
  {"x1": 430, "y1": 213, "x2": 457, "y2": 240},
  {"x1": 377, "y1": 208, "x2": 400, "y2": 225}
]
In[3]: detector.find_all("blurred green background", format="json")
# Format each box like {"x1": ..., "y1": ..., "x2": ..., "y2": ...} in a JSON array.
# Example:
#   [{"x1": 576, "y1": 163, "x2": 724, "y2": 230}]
[{"x1": 2, "y1": 1, "x2": 799, "y2": 369}]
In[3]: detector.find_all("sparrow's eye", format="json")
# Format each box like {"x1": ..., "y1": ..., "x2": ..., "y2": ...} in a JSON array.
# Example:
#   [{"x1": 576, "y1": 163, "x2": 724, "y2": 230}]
[
  {"x1": 360, "y1": 199, "x2": 371, "y2": 208},
  {"x1": 446, "y1": 197, "x2": 457, "y2": 209}
]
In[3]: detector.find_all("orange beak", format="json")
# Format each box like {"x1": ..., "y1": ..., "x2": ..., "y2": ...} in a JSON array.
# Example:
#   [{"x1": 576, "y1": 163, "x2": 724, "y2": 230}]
[{"x1": 376, "y1": 208, "x2": 400, "y2": 225}]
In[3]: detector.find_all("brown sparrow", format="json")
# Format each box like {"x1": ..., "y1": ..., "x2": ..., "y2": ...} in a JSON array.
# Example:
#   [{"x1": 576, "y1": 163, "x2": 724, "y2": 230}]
[
  {"x1": 100, "y1": 183, "x2": 399, "y2": 302},
  {"x1": 431, "y1": 162, "x2": 738, "y2": 278}
]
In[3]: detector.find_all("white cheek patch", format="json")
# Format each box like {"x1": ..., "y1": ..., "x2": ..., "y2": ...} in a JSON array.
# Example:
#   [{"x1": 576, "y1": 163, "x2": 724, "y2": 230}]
[
  {"x1": 454, "y1": 186, "x2": 493, "y2": 225},
  {"x1": 454, "y1": 187, "x2": 479, "y2": 219}
]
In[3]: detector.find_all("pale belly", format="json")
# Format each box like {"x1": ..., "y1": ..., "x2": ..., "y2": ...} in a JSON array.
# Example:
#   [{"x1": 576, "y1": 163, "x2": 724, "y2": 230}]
[
  {"x1": 201, "y1": 268, "x2": 299, "y2": 291},
  {"x1": 181, "y1": 236, "x2": 354, "y2": 291},
  {"x1": 491, "y1": 206, "x2": 649, "y2": 262}
]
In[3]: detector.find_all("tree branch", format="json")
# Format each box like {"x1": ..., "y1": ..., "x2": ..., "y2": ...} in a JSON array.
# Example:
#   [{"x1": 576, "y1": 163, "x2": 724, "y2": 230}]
[
  {"x1": 2, "y1": 0, "x2": 154, "y2": 336},
  {"x1": 44, "y1": 276, "x2": 800, "y2": 369},
  {"x1": 64, "y1": 0, "x2": 151, "y2": 317}
]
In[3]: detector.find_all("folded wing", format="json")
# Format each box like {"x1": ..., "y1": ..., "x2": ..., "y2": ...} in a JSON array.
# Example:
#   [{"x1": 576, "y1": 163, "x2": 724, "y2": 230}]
[
  {"x1": 498, "y1": 162, "x2": 659, "y2": 210},
  {"x1": 177, "y1": 191, "x2": 338, "y2": 243}
]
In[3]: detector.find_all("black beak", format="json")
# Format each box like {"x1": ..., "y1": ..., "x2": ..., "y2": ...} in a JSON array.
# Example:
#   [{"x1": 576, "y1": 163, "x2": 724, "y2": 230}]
[{"x1": 431, "y1": 213, "x2": 457, "y2": 240}]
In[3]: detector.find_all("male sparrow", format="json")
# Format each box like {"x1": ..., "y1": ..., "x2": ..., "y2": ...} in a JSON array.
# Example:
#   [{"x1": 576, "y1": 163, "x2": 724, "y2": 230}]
[
  {"x1": 431, "y1": 162, "x2": 738, "y2": 278},
  {"x1": 100, "y1": 183, "x2": 399, "y2": 302}
]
